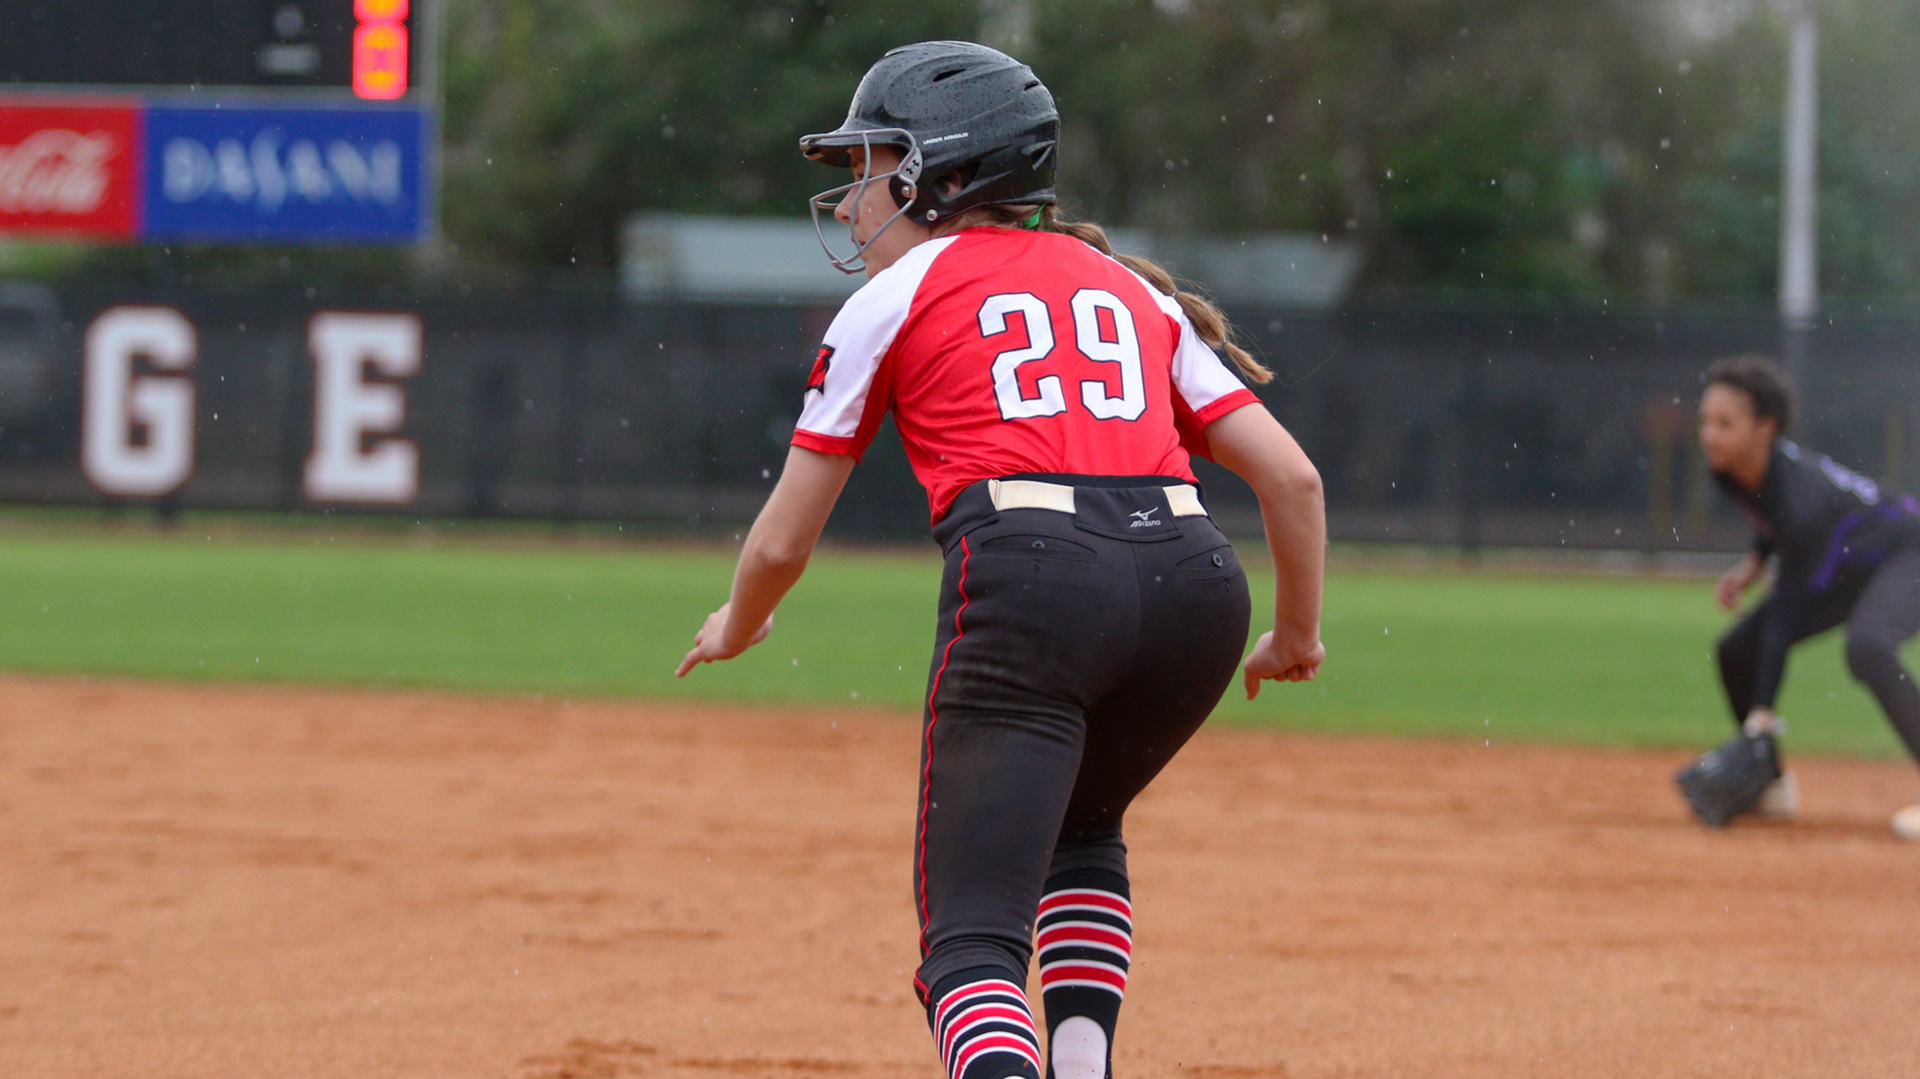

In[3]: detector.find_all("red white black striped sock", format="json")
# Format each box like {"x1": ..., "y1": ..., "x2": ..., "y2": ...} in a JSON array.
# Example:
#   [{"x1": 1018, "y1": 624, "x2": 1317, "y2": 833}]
[
  {"x1": 1036, "y1": 877, "x2": 1131, "y2": 1079},
  {"x1": 932, "y1": 975, "x2": 1043, "y2": 1079}
]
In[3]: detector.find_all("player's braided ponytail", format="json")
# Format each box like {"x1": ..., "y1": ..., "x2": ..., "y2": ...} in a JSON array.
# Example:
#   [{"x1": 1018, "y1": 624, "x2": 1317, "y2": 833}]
[{"x1": 955, "y1": 204, "x2": 1274, "y2": 386}]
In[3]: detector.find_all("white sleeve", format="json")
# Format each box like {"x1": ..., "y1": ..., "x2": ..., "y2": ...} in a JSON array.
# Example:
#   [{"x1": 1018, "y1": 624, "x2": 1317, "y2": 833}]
[
  {"x1": 794, "y1": 237, "x2": 953, "y2": 448},
  {"x1": 1137, "y1": 281, "x2": 1256, "y2": 419}
]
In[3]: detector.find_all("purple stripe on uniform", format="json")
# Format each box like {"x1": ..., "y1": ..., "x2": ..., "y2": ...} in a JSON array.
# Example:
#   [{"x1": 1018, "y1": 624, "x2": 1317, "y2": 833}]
[
  {"x1": 1811, "y1": 497, "x2": 1919, "y2": 592},
  {"x1": 1810, "y1": 512, "x2": 1864, "y2": 593}
]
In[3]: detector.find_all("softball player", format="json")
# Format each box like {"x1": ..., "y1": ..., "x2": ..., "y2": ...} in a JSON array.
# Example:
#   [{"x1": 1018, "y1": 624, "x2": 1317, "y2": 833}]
[
  {"x1": 1701, "y1": 355, "x2": 1920, "y2": 837},
  {"x1": 675, "y1": 41, "x2": 1326, "y2": 1079}
]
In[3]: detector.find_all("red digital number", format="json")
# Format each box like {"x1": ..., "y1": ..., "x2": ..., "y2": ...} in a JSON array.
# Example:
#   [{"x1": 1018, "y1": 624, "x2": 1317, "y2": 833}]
[
  {"x1": 353, "y1": 0, "x2": 410, "y2": 100},
  {"x1": 352, "y1": 22, "x2": 409, "y2": 100},
  {"x1": 356, "y1": 0, "x2": 409, "y2": 21}
]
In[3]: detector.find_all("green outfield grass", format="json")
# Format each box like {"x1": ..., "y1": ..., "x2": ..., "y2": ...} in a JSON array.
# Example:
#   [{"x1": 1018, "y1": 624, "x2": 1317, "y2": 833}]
[{"x1": 0, "y1": 526, "x2": 1910, "y2": 758}]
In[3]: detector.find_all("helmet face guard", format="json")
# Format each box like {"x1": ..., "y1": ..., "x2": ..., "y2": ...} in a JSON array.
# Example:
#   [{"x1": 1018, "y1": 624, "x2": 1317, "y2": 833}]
[
  {"x1": 800, "y1": 41, "x2": 1059, "y2": 274},
  {"x1": 803, "y1": 127, "x2": 923, "y2": 275}
]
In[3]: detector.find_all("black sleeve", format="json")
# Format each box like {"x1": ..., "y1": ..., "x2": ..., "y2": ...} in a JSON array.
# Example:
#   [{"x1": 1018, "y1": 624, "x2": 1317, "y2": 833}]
[
  {"x1": 1748, "y1": 589, "x2": 1796, "y2": 711},
  {"x1": 1751, "y1": 501, "x2": 1822, "y2": 711},
  {"x1": 1712, "y1": 467, "x2": 1776, "y2": 562}
]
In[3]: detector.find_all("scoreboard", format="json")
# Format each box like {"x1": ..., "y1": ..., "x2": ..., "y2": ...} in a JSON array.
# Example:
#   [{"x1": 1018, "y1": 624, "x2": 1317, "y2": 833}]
[
  {"x1": 1, "y1": 0, "x2": 419, "y2": 100},
  {"x1": 0, "y1": 0, "x2": 434, "y2": 243}
]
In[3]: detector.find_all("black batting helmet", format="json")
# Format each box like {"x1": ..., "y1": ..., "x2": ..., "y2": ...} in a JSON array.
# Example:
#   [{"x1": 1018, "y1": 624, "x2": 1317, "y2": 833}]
[{"x1": 801, "y1": 40, "x2": 1059, "y2": 226}]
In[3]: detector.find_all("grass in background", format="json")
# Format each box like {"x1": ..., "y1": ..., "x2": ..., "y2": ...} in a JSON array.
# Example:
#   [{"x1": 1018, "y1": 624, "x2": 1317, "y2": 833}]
[{"x1": 0, "y1": 527, "x2": 1909, "y2": 758}]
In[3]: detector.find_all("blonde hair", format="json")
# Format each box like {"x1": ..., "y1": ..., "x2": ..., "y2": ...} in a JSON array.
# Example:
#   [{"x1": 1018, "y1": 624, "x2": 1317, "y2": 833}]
[{"x1": 942, "y1": 203, "x2": 1274, "y2": 385}]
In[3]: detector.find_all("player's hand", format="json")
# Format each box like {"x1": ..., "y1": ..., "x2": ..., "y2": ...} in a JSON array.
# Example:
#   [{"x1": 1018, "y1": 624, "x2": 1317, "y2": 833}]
[
  {"x1": 675, "y1": 604, "x2": 773, "y2": 677},
  {"x1": 1716, "y1": 555, "x2": 1762, "y2": 611},
  {"x1": 1242, "y1": 630, "x2": 1325, "y2": 699}
]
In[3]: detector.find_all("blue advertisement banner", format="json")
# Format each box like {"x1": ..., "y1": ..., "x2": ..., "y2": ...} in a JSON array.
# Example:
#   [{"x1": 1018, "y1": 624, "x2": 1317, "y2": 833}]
[{"x1": 142, "y1": 106, "x2": 426, "y2": 243}]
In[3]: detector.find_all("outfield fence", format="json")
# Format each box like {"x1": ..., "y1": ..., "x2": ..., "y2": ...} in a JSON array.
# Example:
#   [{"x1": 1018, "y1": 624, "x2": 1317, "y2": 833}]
[{"x1": 2, "y1": 276, "x2": 1915, "y2": 550}]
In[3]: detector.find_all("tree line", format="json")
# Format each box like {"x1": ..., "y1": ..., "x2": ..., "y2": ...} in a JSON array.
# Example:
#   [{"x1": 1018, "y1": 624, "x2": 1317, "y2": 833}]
[{"x1": 431, "y1": 0, "x2": 1920, "y2": 301}]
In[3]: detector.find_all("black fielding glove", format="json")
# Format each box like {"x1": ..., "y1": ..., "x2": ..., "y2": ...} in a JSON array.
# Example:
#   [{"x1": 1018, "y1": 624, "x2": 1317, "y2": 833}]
[{"x1": 1675, "y1": 732, "x2": 1782, "y2": 827}]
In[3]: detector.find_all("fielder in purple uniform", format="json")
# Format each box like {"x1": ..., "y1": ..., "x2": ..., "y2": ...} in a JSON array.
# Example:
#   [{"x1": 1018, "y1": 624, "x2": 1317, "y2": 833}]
[{"x1": 1699, "y1": 354, "x2": 1920, "y2": 838}]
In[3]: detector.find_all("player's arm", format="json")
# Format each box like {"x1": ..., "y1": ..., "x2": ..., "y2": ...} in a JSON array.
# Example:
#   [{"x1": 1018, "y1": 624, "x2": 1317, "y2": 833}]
[
  {"x1": 1742, "y1": 523, "x2": 1817, "y2": 732},
  {"x1": 1711, "y1": 467, "x2": 1774, "y2": 610},
  {"x1": 1743, "y1": 591, "x2": 1797, "y2": 734},
  {"x1": 1204, "y1": 403, "x2": 1326, "y2": 698},
  {"x1": 1717, "y1": 549, "x2": 1765, "y2": 611},
  {"x1": 676, "y1": 446, "x2": 856, "y2": 676}
]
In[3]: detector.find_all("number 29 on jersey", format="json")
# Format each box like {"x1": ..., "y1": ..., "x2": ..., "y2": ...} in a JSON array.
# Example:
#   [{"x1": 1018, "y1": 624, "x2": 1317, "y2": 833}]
[{"x1": 980, "y1": 289, "x2": 1146, "y2": 423}]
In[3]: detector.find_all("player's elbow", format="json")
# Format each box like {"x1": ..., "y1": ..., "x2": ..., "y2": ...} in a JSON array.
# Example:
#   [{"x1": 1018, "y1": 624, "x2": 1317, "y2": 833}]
[
  {"x1": 1290, "y1": 460, "x2": 1324, "y2": 499},
  {"x1": 746, "y1": 534, "x2": 816, "y2": 574},
  {"x1": 1257, "y1": 458, "x2": 1322, "y2": 505}
]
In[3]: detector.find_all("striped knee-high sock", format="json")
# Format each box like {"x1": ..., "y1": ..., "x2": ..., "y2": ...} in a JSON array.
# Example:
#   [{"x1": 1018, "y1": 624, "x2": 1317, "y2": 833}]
[
  {"x1": 1036, "y1": 880, "x2": 1132, "y2": 1079},
  {"x1": 932, "y1": 975, "x2": 1043, "y2": 1079}
]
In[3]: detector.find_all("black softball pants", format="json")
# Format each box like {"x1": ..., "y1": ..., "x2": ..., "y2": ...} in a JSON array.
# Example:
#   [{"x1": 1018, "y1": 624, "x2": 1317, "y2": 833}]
[
  {"x1": 912, "y1": 477, "x2": 1251, "y2": 1009},
  {"x1": 1717, "y1": 545, "x2": 1920, "y2": 766}
]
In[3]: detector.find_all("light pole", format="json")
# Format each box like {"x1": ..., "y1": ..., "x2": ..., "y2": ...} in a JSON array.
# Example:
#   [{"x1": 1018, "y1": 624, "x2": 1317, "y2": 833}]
[{"x1": 1779, "y1": 0, "x2": 1818, "y2": 384}]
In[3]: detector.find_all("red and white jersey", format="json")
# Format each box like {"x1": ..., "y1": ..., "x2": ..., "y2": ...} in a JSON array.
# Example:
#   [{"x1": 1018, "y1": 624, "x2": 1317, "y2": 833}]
[{"x1": 792, "y1": 227, "x2": 1261, "y2": 523}]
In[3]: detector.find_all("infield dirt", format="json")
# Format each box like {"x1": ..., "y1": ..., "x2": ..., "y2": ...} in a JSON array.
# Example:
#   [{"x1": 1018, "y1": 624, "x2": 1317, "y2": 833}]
[{"x1": 4, "y1": 676, "x2": 1918, "y2": 1078}]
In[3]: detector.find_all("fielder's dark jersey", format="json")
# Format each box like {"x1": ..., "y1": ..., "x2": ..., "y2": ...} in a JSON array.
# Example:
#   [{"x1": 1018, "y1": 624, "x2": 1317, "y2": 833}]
[{"x1": 1713, "y1": 440, "x2": 1920, "y2": 708}]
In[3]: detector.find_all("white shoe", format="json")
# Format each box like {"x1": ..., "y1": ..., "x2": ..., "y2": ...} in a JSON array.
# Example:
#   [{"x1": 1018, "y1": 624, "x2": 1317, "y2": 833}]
[
  {"x1": 1756, "y1": 771, "x2": 1800, "y2": 820},
  {"x1": 1892, "y1": 803, "x2": 1920, "y2": 842}
]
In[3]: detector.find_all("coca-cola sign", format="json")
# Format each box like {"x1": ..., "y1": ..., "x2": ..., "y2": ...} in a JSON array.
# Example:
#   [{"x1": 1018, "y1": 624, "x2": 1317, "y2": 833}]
[{"x1": 0, "y1": 104, "x2": 141, "y2": 239}]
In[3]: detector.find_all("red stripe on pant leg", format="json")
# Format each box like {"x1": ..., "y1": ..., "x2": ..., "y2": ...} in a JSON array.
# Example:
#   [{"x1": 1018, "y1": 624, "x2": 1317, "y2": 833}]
[
  {"x1": 1035, "y1": 924, "x2": 1132, "y2": 954},
  {"x1": 1038, "y1": 962, "x2": 1128, "y2": 992},
  {"x1": 953, "y1": 1035, "x2": 1041, "y2": 1079},
  {"x1": 940, "y1": 1004, "x2": 1036, "y2": 1063},
  {"x1": 935, "y1": 979, "x2": 1022, "y2": 1032},
  {"x1": 918, "y1": 535, "x2": 973, "y2": 956},
  {"x1": 1037, "y1": 890, "x2": 1132, "y2": 920}
]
